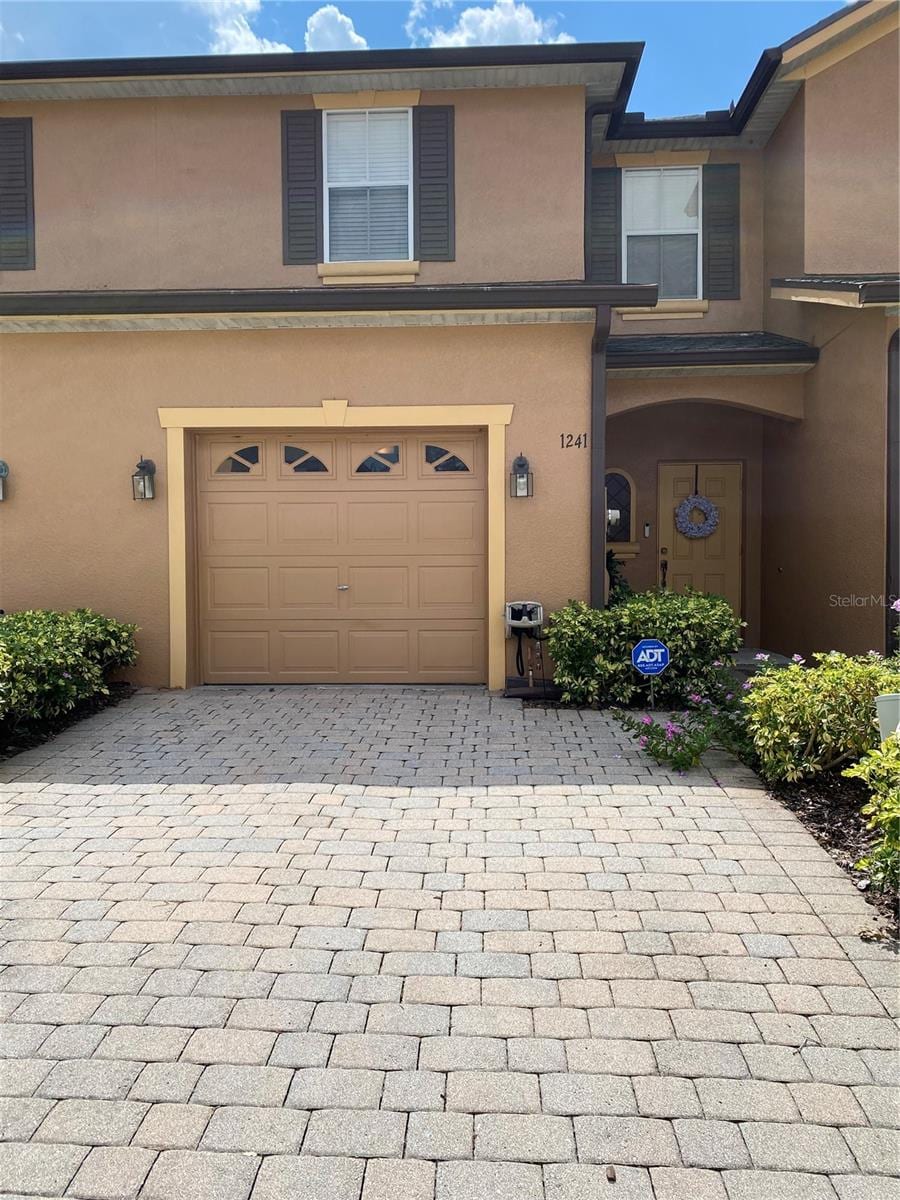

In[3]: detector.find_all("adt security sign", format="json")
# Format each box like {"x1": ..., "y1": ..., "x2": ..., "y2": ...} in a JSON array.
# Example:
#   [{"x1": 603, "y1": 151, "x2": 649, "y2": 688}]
[{"x1": 632, "y1": 639, "x2": 670, "y2": 676}]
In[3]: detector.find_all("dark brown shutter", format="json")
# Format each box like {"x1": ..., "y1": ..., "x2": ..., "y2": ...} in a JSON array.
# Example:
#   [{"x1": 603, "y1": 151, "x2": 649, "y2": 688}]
[
  {"x1": 588, "y1": 167, "x2": 621, "y2": 283},
  {"x1": 702, "y1": 163, "x2": 740, "y2": 300},
  {"x1": 282, "y1": 110, "x2": 322, "y2": 266},
  {"x1": 413, "y1": 106, "x2": 454, "y2": 262},
  {"x1": 0, "y1": 117, "x2": 35, "y2": 271}
]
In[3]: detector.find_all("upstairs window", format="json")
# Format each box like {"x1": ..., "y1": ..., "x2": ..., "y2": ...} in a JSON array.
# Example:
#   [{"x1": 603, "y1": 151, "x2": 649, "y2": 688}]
[
  {"x1": 324, "y1": 109, "x2": 412, "y2": 263},
  {"x1": 622, "y1": 167, "x2": 700, "y2": 300}
]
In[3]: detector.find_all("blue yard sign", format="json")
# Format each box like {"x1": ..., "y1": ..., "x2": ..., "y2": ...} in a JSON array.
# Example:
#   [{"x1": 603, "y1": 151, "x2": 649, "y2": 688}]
[{"x1": 632, "y1": 639, "x2": 670, "y2": 676}]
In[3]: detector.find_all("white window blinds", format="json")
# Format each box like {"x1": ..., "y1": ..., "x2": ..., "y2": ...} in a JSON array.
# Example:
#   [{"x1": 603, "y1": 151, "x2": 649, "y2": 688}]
[
  {"x1": 622, "y1": 167, "x2": 701, "y2": 300},
  {"x1": 324, "y1": 110, "x2": 412, "y2": 262}
]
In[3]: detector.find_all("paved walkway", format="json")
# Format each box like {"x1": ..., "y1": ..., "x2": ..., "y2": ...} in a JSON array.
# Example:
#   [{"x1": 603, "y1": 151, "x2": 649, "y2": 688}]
[{"x1": 0, "y1": 688, "x2": 897, "y2": 1200}]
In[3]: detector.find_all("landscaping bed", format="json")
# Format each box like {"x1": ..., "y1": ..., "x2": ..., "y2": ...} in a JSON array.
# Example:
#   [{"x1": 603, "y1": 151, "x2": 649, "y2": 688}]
[
  {"x1": 0, "y1": 680, "x2": 136, "y2": 760},
  {"x1": 772, "y1": 769, "x2": 899, "y2": 929}
]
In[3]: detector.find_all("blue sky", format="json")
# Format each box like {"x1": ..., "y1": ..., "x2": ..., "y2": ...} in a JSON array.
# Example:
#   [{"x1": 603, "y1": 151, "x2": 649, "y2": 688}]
[{"x1": 0, "y1": 1, "x2": 845, "y2": 117}]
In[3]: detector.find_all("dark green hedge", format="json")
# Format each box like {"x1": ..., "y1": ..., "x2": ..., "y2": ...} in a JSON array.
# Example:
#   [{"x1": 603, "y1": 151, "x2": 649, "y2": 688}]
[{"x1": 0, "y1": 609, "x2": 137, "y2": 730}]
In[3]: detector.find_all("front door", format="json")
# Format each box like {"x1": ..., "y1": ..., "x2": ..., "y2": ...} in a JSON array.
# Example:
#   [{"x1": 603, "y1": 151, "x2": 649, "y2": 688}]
[{"x1": 657, "y1": 461, "x2": 743, "y2": 617}]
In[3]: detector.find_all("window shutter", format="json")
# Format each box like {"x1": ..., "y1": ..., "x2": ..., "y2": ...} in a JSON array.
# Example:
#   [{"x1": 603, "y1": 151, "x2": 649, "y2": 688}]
[
  {"x1": 282, "y1": 110, "x2": 322, "y2": 266},
  {"x1": 0, "y1": 117, "x2": 35, "y2": 271},
  {"x1": 413, "y1": 106, "x2": 454, "y2": 262},
  {"x1": 589, "y1": 167, "x2": 621, "y2": 283},
  {"x1": 702, "y1": 163, "x2": 740, "y2": 300}
]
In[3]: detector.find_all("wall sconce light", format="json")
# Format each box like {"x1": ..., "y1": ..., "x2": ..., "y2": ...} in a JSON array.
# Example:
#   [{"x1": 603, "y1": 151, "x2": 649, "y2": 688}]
[
  {"x1": 510, "y1": 453, "x2": 533, "y2": 498},
  {"x1": 132, "y1": 457, "x2": 156, "y2": 501},
  {"x1": 0, "y1": 460, "x2": 8, "y2": 502}
]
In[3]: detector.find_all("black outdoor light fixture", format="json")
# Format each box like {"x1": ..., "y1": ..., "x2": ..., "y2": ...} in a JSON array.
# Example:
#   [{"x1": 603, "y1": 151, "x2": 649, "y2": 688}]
[
  {"x1": 132, "y1": 457, "x2": 156, "y2": 501},
  {"x1": 0, "y1": 460, "x2": 8, "y2": 502},
  {"x1": 510, "y1": 453, "x2": 533, "y2": 498}
]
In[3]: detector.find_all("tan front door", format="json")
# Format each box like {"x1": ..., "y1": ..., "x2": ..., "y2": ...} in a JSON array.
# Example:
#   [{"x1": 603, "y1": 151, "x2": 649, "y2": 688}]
[
  {"x1": 197, "y1": 431, "x2": 486, "y2": 684},
  {"x1": 658, "y1": 461, "x2": 743, "y2": 616}
]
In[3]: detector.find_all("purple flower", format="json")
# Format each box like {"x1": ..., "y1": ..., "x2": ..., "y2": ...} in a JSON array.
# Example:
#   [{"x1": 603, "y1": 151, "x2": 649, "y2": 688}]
[
  {"x1": 741, "y1": 680, "x2": 752, "y2": 691},
  {"x1": 688, "y1": 693, "x2": 703, "y2": 704},
  {"x1": 725, "y1": 692, "x2": 734, "y2": 701},
  {"x1": 62, "y1": 672, "x2": 71, "y2": 679},
  {"x1": 791, "y1": 653, "x2": 805, "y2": 664},
  {"x1": 754, "y1": 652, "x2": 769, "y2": 662},
  {"x1": 712, "y1": 660, "x2": 723, "y2": 668},
  {"x1": 640, "y1": 714, "x2": 653, "y2": 726},
  {"x1": 638, "y1": 736, "x2": 648, "y2": 749},
  {"x1": 892, "y1": 598, "x2": 900, "y2": 613}
]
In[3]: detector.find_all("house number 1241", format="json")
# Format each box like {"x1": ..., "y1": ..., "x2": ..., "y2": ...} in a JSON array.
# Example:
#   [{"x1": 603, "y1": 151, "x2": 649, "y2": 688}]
[{"x1": 560, "y1": 433, "x2": 588, "y2": 449}]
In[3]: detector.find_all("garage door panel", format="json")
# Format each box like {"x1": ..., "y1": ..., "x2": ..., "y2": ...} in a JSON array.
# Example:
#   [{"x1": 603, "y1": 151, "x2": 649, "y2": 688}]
[
  {"x1": 205, "y1": 630, "x2": 270, "y2": 680},
  {"x1": 418, "y1": 626, "x2": 484, "y2": 675},
  {"x1": 276, "y1": 500, "x2": 340, "y2": 548},
  {"x1": 418, "y1": 563, "x2": 482, "y2": 611},
  {"x1": 198, "y1": 431, "x2": 486, "y2": 684},
  {"x1": 278, "y1": 565, "x2": 341, "y2": 611},
  {"x1": 418, "y1": 499, "x2": 480, "y2": 550},
  {"x1": 205, "y1": 565, "x2": 270, "y2": 613},
  {"x1": 346, "y1": 500, "x2": 409, "y2": 547},
  {"x1": 346, "y1": 565, "x2": 410, "y2": 610},
  {"x1": 204, "y1": 500, "x2": 270, "y2": 552},
  {"x1": 279, "y1": 630, "x2": 341, "y2": 675},
  {"x1": 347, "y1": 628, "x2": 411, "y2": 673}
]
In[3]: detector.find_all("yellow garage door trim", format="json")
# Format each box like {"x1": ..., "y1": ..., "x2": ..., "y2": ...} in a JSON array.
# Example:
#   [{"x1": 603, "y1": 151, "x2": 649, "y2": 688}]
[{"x1": 159, "y1": 400, "x2": 514, "y2": 690}]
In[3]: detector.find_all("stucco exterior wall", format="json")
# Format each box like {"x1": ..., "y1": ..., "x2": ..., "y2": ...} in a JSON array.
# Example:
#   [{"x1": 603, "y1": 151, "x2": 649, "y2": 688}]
[
  {"x1": 803, "y1": 32, "x2": 900, "y2": 274},
  {"x1": 762, "y1": 92, "x2": 807, "y2": 341},
  {"x1": 606, "y1": 400, "x2": 764, "y2": 643},
  {"x1": 0, "y1": 322, "x2": 592, "y2": 686},
  {"x1": 761, "y1": 309, "x2": 898, "y2": 656},
  {"x1": 0, "y1": 85, "x2": 585, "y2": 293}
]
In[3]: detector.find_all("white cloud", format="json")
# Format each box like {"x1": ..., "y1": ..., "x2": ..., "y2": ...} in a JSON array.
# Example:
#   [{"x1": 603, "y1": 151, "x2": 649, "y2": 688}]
[
  {"x1": 199, "y1": 1, "x2": 292, "y2": 55},
  {"x1": 407, "y1": 0, "x2": 574, "y2": 48},
  {"x1": 305, "y1": 5, "x2": 368, "y2": 52},
  {"x1": 0, "y1": 23, "x2": 25, "y2": 47}
]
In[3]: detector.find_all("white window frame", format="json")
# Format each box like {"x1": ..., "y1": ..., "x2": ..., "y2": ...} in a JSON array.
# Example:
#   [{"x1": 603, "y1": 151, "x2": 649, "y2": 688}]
[
  {"x1": 322, "y1": 107, "x2": 414, "y2": 265},
  {"x1": 621, "y1": 166, "x2": 703, "y2": 301}
]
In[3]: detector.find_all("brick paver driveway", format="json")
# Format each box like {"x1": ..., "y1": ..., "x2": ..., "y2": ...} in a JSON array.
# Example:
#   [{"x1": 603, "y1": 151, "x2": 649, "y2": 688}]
[{"x1": 1, "y1": 687, "x2": 897, "y2": 1200}]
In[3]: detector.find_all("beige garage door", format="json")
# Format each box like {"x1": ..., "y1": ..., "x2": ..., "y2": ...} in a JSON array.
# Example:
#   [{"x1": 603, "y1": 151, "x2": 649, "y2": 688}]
[{"x1": 197, "y1": 431, "x2": 486, "y2": 684}]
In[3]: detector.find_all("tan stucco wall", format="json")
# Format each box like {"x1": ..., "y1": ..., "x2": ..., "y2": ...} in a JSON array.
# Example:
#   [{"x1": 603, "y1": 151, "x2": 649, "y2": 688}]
[
  {"x1": 761, "y1": 310, "x2": 899, "y2": 656},
  {"x1": 802, "y1": 32, "x2": 900, "y2": 274},
  {"x1": 0, "y1": 323, "x2": 592, "y2": 686},
  {"x1": 593, "y1": 149, "x2": 765, "y2": 336},
  {"x1": 606, "y1": 400, "x2": 764, "y2": 644},
  {"x1": 0, "y1": 85, "x2": 585, "y2": 293},
  {"x1": 762, "y1": 92, "x2": 807, "y2": 341}
]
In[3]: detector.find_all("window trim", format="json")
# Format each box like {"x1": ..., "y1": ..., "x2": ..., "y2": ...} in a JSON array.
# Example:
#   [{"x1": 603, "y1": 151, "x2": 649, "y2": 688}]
[
  {"x1": 322, "y1": 106, "x2": 414, "y2": 265},
  {"x1": 621, "y1": 166, "x2": 703, "y2": 302}
]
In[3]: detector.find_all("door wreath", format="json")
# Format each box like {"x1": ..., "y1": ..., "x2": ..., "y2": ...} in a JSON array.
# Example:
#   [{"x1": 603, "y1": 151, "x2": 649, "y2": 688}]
[{"x1": 675, "y1": 494, "x2": 719, "y2": 539}]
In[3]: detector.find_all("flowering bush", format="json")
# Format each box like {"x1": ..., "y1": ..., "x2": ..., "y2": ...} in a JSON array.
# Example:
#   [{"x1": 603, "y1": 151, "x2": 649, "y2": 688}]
[
  {"x1": 743, "y1": 651, "x2": 900, "y2": 783},
  {"x1": 0, "y1": 609, "x2": 137, "y2": 732},
  {"x1": 843, "y1": 734, "x2": 900, "y2": 891},
  {"x1": 615, "y1": 709, "x2": 715, "y2": 771},
  {"x1": 547, "y1": 590, "x2": 743, "y2": 707}
]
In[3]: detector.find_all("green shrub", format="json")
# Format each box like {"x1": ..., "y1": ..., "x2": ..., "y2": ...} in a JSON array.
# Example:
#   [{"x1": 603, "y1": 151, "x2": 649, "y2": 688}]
[
  {"x1": 844, "y1": 734, "x2": 900, "y2": 891},
  {"x1": 0, "y1": 642, "x2": 11, "y2": 721},
  {"x1": 744, "y1": 652, "x2": 900, "y2": 783},
  {"x1": 546, "y1": 590, "x2": 743, "y2": 707},
  {"x1": 615, "y1": 708, "x2": 714, "y2": 771},
  {"x1": 0, "y1": 609, "x2": 137, "y2": 730}
]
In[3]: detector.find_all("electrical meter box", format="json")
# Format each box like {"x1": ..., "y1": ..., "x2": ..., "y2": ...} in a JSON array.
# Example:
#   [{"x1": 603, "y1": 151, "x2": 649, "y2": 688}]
[{"x1": 505, "y1": 601, "x2": 544, "y2": 635}]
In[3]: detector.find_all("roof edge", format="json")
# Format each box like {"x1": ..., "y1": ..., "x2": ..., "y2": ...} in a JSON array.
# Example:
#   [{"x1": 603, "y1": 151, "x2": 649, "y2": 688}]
[
  {"x1": 0, "y1": 282, "x2": 659, "y2": 317},
  {"x1": 0, "y1": 41, "x2": 644, "y2": 83}
]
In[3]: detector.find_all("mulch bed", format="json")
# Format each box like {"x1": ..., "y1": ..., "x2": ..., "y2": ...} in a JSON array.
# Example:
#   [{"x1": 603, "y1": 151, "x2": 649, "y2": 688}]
[
  {"x1": 0, "y1": 681, "x2": 136, "y2": 762},
  {"x1": 772, "y1": 770, "x2": 899, "y2": 931}
]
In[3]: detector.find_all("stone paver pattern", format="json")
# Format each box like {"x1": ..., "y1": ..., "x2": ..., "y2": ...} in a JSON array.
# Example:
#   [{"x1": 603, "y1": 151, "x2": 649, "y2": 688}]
[{"x1": 0, "y1": 686, "x2": 897, "y2": 1199}]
